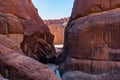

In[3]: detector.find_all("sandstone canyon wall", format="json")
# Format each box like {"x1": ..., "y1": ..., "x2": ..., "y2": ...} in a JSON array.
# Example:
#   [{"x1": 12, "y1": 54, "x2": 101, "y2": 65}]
[
  {"x1": 0, "y1": 0, "x2": 56, "y2": 63},
  {"x1": 0, "y1": 0, "x2": 61, "y2": 80},
  {"x1": 60, "y1": 0, "x2": 120, "y2": 79},
  {"x1": 44, "y1": 18, "x2": 69, "y2": 44},
  {"x1": 0, "y1": 35, "x2": 60, "y2": 80}
]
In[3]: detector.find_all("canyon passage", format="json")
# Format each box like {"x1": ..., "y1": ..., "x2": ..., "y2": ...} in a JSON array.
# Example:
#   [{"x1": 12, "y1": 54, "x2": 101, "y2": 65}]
[{"x1": 0, "y1": 0, "x2": 120, "y2": 80}]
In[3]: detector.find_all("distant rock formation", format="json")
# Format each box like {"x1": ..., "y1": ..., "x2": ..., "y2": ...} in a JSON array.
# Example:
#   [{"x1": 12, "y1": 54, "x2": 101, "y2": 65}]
[
  {"x1": 0, "y1": 0, "x2": 56, "y2": 63},
  {"x1": 60, "y1": 0, "x2": 120, "y2": 79},
  {"x1": 44, "y1": 17, "x2": 69, "y2": 44}
]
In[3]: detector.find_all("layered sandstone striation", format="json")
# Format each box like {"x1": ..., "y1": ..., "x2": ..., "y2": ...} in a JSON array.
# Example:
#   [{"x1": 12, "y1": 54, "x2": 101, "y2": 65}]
[
  {"x1": 0, "y1": 12, "x2": 23, "y2": 48},
  {"x1": 0, "y1": 0, "x2": 56, "y2": 63},
  {"x1": 70, "y1": 0, "x2": 120, "y2": 21},
  {"x1": 60, "y1": 0, "x2": 120, "y2": 78},
  {"x1": 0, "y1": 35, "x2": 61, "y2": 80},
  {"x1": 44, "y1": 18, "x2": 69, "y2": 44},
  {"x1": 62, "y1": 70, "x2": 120, "y2": 80}
]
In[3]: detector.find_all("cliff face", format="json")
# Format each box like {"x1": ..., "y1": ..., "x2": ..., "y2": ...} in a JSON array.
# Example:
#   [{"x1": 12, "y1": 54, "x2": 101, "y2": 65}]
[
  {"x1": 44, "y1": 18, "x2": 69, "y2": 44},
  {"x1": 60, "y1": 0, "x2": 120, "y2": 79},
  {"x1": 0, "y1": 0, "x2": 55, "y2": 63},
  {"x1": 70, "y1": 0, "x2": 120, "y2": 21},
  {"x1": 0, "y1": 0, "x2": 60, "y2": 79}
]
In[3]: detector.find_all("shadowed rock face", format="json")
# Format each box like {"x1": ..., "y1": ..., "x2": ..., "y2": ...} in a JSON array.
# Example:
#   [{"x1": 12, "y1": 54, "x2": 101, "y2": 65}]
[
  {"x1": 60, "y1": 0, "x2": 120, "y2": 78},
  {"x1": 0, "y1": 74, "x2": 8, "y2": 80},
  {"x1": 62, "y1": 69, "x2": 120, "y2": 80},
  {"x1": 44, "y1": 18, "x2": 69, "y2": 44},
  {"x1": 0, "y1": 0, "x2": 56, "y2": 63},
  {"x1": 0, "y1": 35, "x2": 61, "y2": 80}
]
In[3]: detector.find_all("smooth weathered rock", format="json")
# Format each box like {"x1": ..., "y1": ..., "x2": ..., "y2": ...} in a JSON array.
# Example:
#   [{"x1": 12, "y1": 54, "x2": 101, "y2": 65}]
[
  {"x1": 0, "y1": 35, "x2": 23, "y2": 54},
  {"x1": 65, "y1": 9, "x2": 120, "y2": 61},
  {"x1": 61, "y1": 0, "x2": 120, "y2": 79},
  {"x1": 59, "y1": 58, "x2": 120, "y2": 74},
  {"x1": 62, "y1": 70, "x2": 120, "y2": 80},
  {"x1": 0, "y1": 35, "x2": 61, "y2": 80},
  {"x1": 0, "y1": 12, "x2": 23, "y2": 48},
  {"x1": 70, "y1": 0, "x2": 120, "y2": 21},
  {"x1": 0, "y1": 0, "x2": 56, "y2": 63},
  {"x1": 44, "y1": 18, "x2": 69, "y2": 44}
]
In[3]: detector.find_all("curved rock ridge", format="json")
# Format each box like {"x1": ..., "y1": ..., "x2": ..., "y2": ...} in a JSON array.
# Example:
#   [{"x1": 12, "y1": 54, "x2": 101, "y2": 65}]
[
  {"x1": 60, "y1": 0, "x2": 120, "y2": 79},
  {"x1": 0, "y1": 12, "x2": 23, "y2": 48},
  {"x1": 70, "y1": 0, "x2": 120, "y2": 21},
  {"x1": 0, "y1": 12, "x2": 23, "y2": 34},
  {"x1": 0, "y1": 35, "x2": 61, "y2": 80},
  {"x1": 62, "y1": 69, "x2": 120, "y2": 80},
  {"x1": 0, "y1": 0, "x2": 56, "y2": 63}
]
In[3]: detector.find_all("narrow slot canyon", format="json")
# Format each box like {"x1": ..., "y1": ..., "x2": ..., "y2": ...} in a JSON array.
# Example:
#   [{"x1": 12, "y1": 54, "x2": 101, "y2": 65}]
[{"x1": 0, "y1": 0, "x2": 120, "y2": 80}]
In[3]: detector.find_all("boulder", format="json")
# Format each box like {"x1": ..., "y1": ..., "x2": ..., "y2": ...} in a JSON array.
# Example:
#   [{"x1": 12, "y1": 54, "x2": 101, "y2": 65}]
[{"x1": 0, "y1": 35, "x2": 61, "y2": 80}]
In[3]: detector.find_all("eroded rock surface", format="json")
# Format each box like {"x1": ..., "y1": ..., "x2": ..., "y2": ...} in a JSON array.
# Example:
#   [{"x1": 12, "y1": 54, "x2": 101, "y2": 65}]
[
  {"x1": 60, "y1": 0, "x2": 120, "y2": 79},
  {"x1": 0, "y1": 35, "x2": 61, "y2": 80},
  {"x1": 70, "y1": 0, "x2": 120, "y2": 21},
  {"x1": 62, "y1": 69, "x2": 120, "y2": 80},
  {"x1": 0, "y1": 0, "x2": 56, "y2": 63},
  {"x1": 0, "y1": 12, "x2": 23, "y2": 48}
]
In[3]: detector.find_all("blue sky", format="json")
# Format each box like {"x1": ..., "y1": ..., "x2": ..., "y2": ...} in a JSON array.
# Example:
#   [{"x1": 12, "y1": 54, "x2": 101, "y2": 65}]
[{"x1": 32, "y1": 0, "x2": 74, "y2": 20}]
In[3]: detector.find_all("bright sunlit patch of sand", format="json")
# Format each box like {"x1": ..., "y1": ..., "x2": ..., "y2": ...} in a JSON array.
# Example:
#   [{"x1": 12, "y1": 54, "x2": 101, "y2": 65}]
[{"x1": 54, "y1": 44, "x2": 63, "y2": 48}]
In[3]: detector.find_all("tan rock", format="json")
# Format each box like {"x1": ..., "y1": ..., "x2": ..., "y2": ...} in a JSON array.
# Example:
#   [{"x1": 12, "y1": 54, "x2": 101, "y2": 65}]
[{"x1": 44, "y1": 18, "x2": 69, "y2": 44}]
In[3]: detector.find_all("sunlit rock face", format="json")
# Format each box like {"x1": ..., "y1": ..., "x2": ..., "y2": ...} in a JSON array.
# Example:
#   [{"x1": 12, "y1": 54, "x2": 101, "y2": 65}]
[
  {"x1": 60, "y1": 0, "x2": 120, "y2": 79},
  {"x1": 0, "y1": 0, "x2": 56, "y2": 63},
  {"x1": 44, "y1": 18, "x2": 69, "y2": 44}
]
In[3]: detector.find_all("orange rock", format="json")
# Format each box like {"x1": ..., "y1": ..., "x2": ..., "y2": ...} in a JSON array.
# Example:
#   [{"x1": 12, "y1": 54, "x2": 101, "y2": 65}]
[{"x1": 44, "y1": 18, "x2": 69, "y2": 44}]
